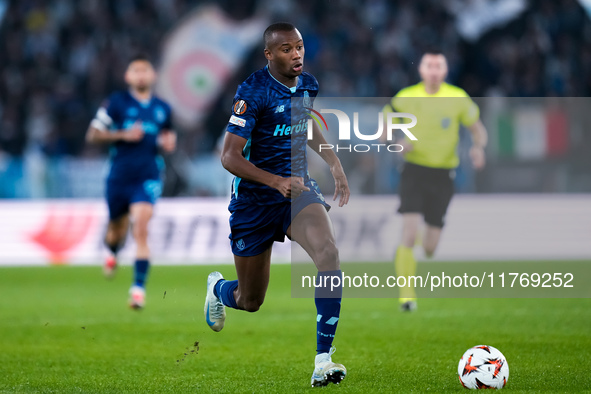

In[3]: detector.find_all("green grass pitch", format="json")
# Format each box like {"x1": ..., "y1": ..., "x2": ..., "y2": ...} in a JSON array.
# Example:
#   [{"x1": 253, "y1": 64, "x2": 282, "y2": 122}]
[{"x1": 0, "y1": 264, "x2": 590, "y2": 393}]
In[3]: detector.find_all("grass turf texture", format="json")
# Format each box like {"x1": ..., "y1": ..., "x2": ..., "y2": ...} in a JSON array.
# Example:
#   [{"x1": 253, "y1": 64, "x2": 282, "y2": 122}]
[{"x1": 0, "y1": 264, "x2": 589, "y2": 393}]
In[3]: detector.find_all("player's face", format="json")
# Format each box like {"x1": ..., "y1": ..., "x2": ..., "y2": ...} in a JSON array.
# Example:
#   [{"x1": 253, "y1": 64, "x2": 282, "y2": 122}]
[
  {"x1": 125, "y1": 60, "x2": 156, "y2": 91},
  {"x1": 419, "y1": 54, "x2": 448, "y2": 87},
  {"x1": 265, "y1": 29, "x2": 305, "y2": 80}
]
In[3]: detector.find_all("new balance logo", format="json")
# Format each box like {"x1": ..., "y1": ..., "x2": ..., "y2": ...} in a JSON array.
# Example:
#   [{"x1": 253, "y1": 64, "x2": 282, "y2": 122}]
[{"x1": 274, "y1": 105, "x2": 285, "y2": 113}]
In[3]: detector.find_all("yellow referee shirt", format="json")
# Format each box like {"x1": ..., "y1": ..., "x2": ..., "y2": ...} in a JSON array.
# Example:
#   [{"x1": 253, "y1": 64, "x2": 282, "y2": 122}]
[{"x1": 383, "y1": 82, "x2": 479, "y2": 169}]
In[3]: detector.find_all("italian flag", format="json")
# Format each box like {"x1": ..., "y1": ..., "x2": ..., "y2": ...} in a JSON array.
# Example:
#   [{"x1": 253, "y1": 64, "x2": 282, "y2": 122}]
[{"x1": 496, "y1": 107, "x2": 569, "y2": 159}]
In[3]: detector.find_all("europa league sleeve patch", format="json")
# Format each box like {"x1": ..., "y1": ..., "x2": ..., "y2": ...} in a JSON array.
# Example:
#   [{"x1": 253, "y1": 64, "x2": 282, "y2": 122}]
[{"x1": 233, "y1": 100, "x2": 248, "y2": 115}]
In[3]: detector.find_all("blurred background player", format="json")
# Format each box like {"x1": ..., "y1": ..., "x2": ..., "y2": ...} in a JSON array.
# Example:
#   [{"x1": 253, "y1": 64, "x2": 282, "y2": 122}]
[
  {"x1": 86, "y1": 54, "x2": 176, "y2": 309},
  {"x1": 203, "y1": 23, "x2": 350, "y2": 387},
  {"x1": 383, "y1": 50, "x2": 488, "y2": 312}
]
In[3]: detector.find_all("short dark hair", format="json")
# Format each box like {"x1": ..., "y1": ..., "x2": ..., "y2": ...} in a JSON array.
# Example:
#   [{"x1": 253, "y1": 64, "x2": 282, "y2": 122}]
[
  {"x1": 128, "y1": 53, "x2": 152, "y2": 66},
  {"x1": 264, "y1": 22, "x2": 296, "y2": 47},
  {"x1": 422, "y1": 47, "x2": 445, "y2": 57}
]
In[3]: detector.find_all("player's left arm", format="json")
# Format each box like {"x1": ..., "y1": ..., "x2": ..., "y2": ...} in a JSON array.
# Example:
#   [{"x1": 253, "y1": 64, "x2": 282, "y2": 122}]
[
  {"x1": 466, "y1": 119, "x2": 488, "y2": 170},
  {"x1": 307, "y1": 121, "x2": 350, "y2": 207}
]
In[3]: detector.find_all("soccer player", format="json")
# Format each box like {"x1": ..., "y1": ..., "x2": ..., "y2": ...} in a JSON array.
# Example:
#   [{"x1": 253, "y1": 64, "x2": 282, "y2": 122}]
[
  {"x1": 383, "y1": 50, "x2": 488, "y2": 311},
  {"x1": 203, "y1": 23, "x2": 350, "y2": 387},
  {"x1": 86, "y1": 54, "x2": 176, "y2": 309}
]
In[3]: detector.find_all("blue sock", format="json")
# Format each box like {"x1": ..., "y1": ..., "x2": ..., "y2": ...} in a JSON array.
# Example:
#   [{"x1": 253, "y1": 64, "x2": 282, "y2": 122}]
[
  {"x1": 315, "y1": 270, "x2": 342, "y2": 354},
  {"x1": 214, "y1": 279, "x2": 239, "y2": 309},
  {"x1": 134, "y1": 259, "x2": 150, "y2": 287}
]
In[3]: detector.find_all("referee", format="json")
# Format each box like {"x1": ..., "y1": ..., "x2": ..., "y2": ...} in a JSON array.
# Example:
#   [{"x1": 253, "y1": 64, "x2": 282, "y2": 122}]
[{"x1": 383, "y1": 49, "x2": 488, "y2": 311}]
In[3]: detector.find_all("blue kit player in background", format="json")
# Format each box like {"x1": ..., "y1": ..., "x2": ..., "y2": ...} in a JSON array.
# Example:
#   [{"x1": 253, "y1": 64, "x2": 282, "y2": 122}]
[
  {"x1": 203, "y1": 23, "x2": 351, "y2": 387},
  {"x1": 86, "y1": 54, "x2": 176, "y2": 309}
]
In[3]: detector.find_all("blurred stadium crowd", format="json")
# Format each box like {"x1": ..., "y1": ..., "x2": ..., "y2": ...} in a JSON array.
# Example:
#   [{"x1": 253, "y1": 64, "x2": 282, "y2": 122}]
[{"x1": 0, "y1": 0, "x2": 590, "y2": 197}]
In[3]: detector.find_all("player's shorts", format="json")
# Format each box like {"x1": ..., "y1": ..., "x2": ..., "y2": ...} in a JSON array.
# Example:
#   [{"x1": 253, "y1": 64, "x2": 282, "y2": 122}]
[
  {"x1": 106, "y1": 178, "x2": 162, "y2": 220},
  {"x1": 398, "y1": 162, "x2": 454, "y2": 228},
  {"x1": 228, "y1": 186, "x2": 330, "y2": 257}
]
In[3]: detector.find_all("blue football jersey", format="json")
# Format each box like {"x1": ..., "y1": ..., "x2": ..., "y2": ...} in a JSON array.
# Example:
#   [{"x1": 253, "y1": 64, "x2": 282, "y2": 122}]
[
  {"x1": 96, "y1": 91, "x2": 172, "y2": 183},
  {"x1": 226, "y1": 65, "x2": 318, "y2": 205}
]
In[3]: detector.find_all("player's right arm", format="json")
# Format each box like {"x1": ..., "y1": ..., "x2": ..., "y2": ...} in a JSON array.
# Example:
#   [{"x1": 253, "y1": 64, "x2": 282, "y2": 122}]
[
  {"x1": 220, "y1": 132, "x2": 306, "y2": 199},
  {"x1": 86, "y1": 99, "x2": 144, "y2": 144},
  {"x1": 223, "y1": 85, "x2": 310, "y2": 199}
]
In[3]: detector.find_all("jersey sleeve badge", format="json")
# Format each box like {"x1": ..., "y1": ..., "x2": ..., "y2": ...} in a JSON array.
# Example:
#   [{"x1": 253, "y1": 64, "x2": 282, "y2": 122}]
[
  {"x1": 233, "y1": 100, "x2": 248, "y2": 115},
  {"x1": 229, "y1": 115, "x2": 246, "y2": 127}
]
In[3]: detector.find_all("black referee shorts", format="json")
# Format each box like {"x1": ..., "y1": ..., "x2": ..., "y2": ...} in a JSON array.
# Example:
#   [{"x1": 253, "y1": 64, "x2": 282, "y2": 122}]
[{"x1": 398, "y1": 162, "x2": 455, "y2": 228}]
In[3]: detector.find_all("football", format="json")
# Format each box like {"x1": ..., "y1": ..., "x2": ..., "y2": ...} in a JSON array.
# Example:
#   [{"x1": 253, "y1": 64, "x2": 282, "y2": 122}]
[{"x1": 457, "y1": 345, "x2": 509, "y2": 389}]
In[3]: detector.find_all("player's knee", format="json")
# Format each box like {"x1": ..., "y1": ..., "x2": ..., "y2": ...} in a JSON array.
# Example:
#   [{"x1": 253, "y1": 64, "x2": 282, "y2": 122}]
[
  {"x1": 105, "y1": 230, "x2": 123, "y2": 246},
  {"x1": 314, "y1": 241, "x2": 340, "y2": 271},
  {"x1": 423, "y1": 225, "x2": 442, "y2": 257},
  {"x1": 424, "y1": 244, "x2": 437, "y2": 258},
  {"x1": 133, "y1": 230, "x2": 147, "y2": 243},
  {"x1": 401, "y1": 234, "x2": 416, "y2": 248},
  {"x1": 243, "y1": 303, "x2": 260, "y2": 313},
  {"x1": 132, "y1": 223, "x2": 149, "y2": 240},
  {"x1": 241, "y1": 297, "x2": 264, "y2": 313},
  {"x1": 105, "y1": 232, "x2": 116, "y2": 245}
]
